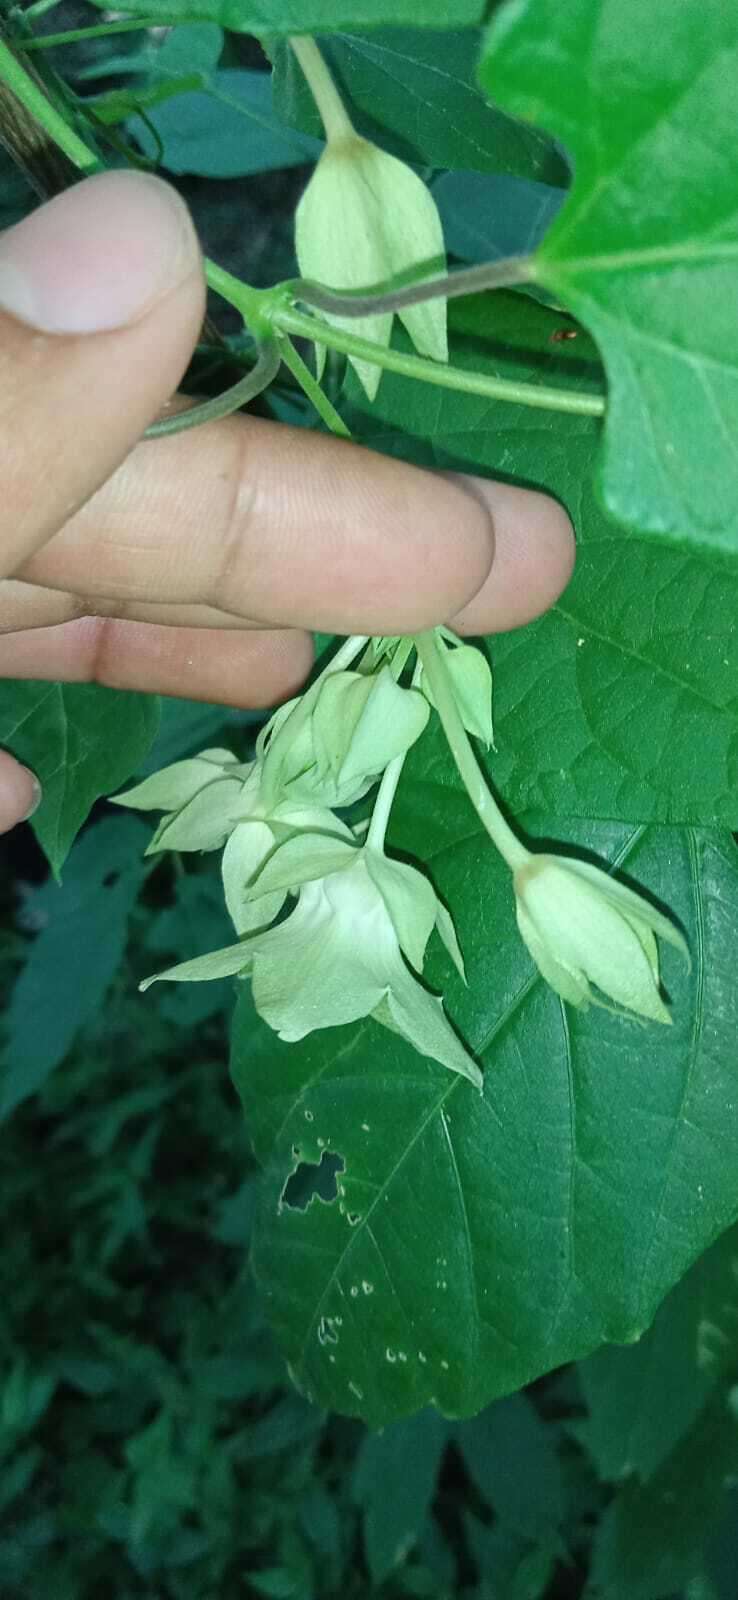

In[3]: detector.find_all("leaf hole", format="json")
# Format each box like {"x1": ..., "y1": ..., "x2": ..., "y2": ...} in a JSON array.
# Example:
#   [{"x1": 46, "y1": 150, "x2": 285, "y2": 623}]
[{"x1": 281, "y1": 1150, "x2": 345, "y2": 1213}]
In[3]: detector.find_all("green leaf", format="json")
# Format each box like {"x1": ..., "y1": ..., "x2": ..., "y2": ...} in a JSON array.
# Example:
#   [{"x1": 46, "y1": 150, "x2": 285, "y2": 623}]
[
  {"x1": 0, "y1": 816, "x2": 148, "y2": 1119},
  {"x1": 137, "y1": 694, "x2": 248, "y2": 774},
  {"x1": 88, "y1": 0, "x2": 487, "y2": 33},
  {"x1": 455, "y1": 1394, "x2": 564, "y2": 1543},
  {"x1": 577, "y1": 1225, "x2": 738, "y2": 1484},
  {"x1": 136, "y1": 70, "x2": 323, "y2": 176},
  {"x1": 232, "y1": 788, "x2": 738, "y2": 1423},
  {"x1": 352, "y1": 1409, "x2": 447, "y2": 1583},
  {"x1": 589, "y1": 1386, "x2": 738, "y2": 1598},
  {"x1": 345, "y1": 294, "x2": 738, "y2": 827},
  {"x1": 480, "y1": 0, "x2": 738, "y2": 554},
  {"x1": 272, "y1": 29, "x2": 568, "y2": 181},
  {"x1": 705, "y1": 1487, "x2": 738, "y2": 1600},
  {"x1": 0, "y1": 681, "x2": 160, "y2": 875},
  {"x1": 432, "y1": 169, "x2": 565, "y2": 263}
]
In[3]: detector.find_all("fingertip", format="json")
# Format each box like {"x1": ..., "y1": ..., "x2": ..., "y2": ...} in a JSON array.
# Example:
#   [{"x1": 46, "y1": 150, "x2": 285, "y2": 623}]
[
  {"x1": 0, "y1": 753, "x2": 41, "y2": 834},
  {"x1": 0, "y1": 171, "x2": 202, "y2": 335},
  {"x1": 450, "y1": 479, "x2": 575, "y2": 635}
]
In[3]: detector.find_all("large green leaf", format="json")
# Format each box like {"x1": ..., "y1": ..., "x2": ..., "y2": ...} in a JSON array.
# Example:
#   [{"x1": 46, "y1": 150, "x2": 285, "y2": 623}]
[
  {"x1": 588, "y1": 1392, "x2": 738, "y2": 1599},
  {"x1": 0, "y1": 681, "x2": 159, "y2": 875},
  {"x1": 577, "y1": 1225, "x2": 738, "y2": 1484},
  {"x1": 271, "y1": 29, "x2": 567, "y2": 182},
  {"x1": 88, "y1": 0, "x2": 487, "y2": 33},
  {"x1": 232, "y1": 777, "x2": 738, "y2": 1422},
  {"x1": 352, "y1": 1409, "x2": 447, "y2": 1583},
  {"x1": 579, "y1": 1225, "x2": 738, "y2": 1593},
  {"x1": 454, "y1": 1393, "x2": 564, "y2": 1542},
  {"x1": 480, "y1": 0, "x2": 738, "y2": 555},
  {"x1": 0, "y1": 816, "x2": 148, "y2": 1120},
  {"x1": 344, "y1": 295, "x2": 738, "y2": 827}
]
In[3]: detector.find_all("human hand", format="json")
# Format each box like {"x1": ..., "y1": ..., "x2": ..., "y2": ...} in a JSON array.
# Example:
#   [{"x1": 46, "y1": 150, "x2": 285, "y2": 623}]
[{"x1": 0, "y1": 171, "x2": 574, "y2": 835}]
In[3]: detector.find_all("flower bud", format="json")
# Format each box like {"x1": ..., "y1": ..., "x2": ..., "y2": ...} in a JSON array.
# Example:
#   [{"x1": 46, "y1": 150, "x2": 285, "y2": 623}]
[
  {"x1": 295, "y1": 132, "x2": 448, "y2": 400},
  {"x1": 513, "y1": 853, "x2": 689, "y2": 1023}
]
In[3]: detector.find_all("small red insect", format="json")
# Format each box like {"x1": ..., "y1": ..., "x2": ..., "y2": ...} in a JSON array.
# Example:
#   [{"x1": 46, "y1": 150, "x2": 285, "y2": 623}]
[{"x1": 549, "y1": 328, "x2": 579, "y2": 343}]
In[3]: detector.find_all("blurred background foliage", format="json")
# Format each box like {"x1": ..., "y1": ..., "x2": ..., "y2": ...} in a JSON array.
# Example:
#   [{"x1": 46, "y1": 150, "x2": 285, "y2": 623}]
[{"x1": 2, "y1": 3, "x2": 738, "y2": 1594}]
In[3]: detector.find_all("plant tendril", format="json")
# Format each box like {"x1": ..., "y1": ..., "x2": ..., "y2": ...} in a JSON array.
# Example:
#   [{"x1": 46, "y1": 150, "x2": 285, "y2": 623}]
[{"x1": 143, "y1": 340, "x2": 282, "y2": 440}]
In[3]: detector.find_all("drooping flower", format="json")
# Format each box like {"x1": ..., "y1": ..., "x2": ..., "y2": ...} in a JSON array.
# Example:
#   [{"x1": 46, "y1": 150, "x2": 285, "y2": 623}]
[
  {"x1": 295, "y1": 128, "x2": 448, "y2": 400},
  {"x1": 141, "y1": 834, "x2": 479, "y2": 1089},
  {"x1": 112, "y1": 661, "x2": 428, "y2": 933},
  {"x1": 512, "y1": 852, "x2": 689, "y2": 1023}
]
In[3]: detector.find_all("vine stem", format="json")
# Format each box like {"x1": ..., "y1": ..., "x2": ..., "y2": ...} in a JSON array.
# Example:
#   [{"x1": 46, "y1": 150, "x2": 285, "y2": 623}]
[
  {"x1": 0, "y1": 41, "x2": 263, "y2": 326},
  {"x1": 274, "y1": 306, "x2": 605, "y2": 416},
  {"x1": 0, "y1": 37, "x2": 99, "y2": 172},
  {"x1": 414, "y1": 630, "x2": 528, "y2": 872},
  {"x1": 288, "y1": 34, "x2": 354, "y2": 142},
  {"x1": 15, "y1": 18, "x2": 165, "y2": 50},
  {"x1": 288, "y1": 256, "x2": 534, "y2": 317},
  {"x1": 0, "y1": 38, "x2": 607, "y2": 426}
]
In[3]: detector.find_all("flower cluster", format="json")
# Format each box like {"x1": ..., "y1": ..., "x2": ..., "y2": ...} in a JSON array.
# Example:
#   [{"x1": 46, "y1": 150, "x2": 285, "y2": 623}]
[
  {"x1": 115, "y1": 638, "x2": 482, "y2": 1089},
  {"x1": 115, "y1": 626, "x2": 688, "y2": 1097}
]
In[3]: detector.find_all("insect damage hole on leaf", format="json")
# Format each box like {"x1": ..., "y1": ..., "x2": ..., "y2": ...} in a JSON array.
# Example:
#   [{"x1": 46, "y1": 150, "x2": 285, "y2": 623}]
[{"x1": 280, "y1": 1149, "x2": 345, "y2": 1213}]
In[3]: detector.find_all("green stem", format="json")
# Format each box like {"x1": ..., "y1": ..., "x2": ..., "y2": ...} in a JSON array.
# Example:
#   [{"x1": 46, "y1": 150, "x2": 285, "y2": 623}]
[
  {"x1": 0, "y1": 36, "x2": 100, "y2": 171},
  {"x1": 15, "y1": 17, "x2": 164, "y2": 50},
  {"x1": 276, "y1": 333, "x2": 351, "y2": 437},
  {"x1": 22, "y1": 0, "x2": 63, "y2": 21},
  {"x1": 0, "y1": 42, "x2": 275, "y2": 330},
  {"x1": 367, "y1": 754, "x2": 406, "y2": 852},
  {"x1": 200, "y1": 259, "x2": 276, "y2": 333},
  {"x1": 290, "y1": 255, "x2": 533, "y2": 318},
  {"x1": 0, "y1": 41, "x2": 605, "y2": 427},
  {"x1": 414, "y1": 630, "x2": 528, "y2": 872},
  {"x1": 288, "y1": 34, "x2": 353, "y2": 142},
  {"x1": 275, "y1": 306, "x2": 605, "y2": 417}
]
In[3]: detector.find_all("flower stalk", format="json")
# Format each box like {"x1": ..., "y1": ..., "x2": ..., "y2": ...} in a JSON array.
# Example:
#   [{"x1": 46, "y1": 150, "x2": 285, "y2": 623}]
[{"x1": 414, "y1": 630, "x2": 528, "y2": 871}]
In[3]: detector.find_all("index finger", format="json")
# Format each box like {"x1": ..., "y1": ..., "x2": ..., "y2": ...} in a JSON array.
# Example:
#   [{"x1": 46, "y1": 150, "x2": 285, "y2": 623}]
[{"x1": 16, "y1": 409, "x2": 567, "y2": 636}]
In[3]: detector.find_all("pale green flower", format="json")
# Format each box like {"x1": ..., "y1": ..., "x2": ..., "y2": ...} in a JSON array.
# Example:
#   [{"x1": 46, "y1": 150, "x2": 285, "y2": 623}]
[
  {"x1": 142, "y1": 836, "x2": 479, "y2": 1089},
  {"x1": 111, "y1": 749, "x2": 252, "y2": 855},
  {"x1": 513, "y1": 853, "x2": 689, "y2": 1023},
  {"x1": 296, "y1": 132, "x2": 448, "y2": 400},
  {"x1": 260, "y1": 665, "x2": 430, "y2": 809}
]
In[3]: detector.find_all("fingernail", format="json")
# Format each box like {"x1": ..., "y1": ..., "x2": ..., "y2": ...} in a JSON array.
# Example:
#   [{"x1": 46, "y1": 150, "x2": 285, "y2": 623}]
[
  {"x1": 0, "y1": 171, "x2": 199, "y2": 335},
  {"x1": 20, "y1": 769, "x2": 42, "y2": 820}
]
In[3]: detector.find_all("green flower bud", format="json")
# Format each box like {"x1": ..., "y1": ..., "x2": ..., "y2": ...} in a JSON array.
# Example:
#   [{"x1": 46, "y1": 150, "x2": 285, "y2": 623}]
[
  {"x1": 262, "y1": 666, "x2": 430, "y2": 809},
  {"x1": 295, "y1": 132, "x2": 448, "y2": 400},
  {"x1": 513, "y1": 853, "x2": 689, "y2": 1023},
  {"x1": 419, "y1": 635, "x2": 494, "y2": 749}
]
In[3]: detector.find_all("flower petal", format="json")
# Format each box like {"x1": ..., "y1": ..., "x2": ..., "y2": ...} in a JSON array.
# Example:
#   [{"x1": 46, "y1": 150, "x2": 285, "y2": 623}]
[
  {"x1": 251, "y1": 880, "x2": 389, "y2": 1039},
  {"x1": 377, "y1": 966, "x2": 481, "y2": 1088},
  {"x1": 222, "y1": 821, "x2": 285, "y2": 934},
  {"x1": 144, "y1": 778, "x2": 246, "y2": 855},
  {"x1": 140, "y1": 942, "x2": 253, "y2": 991},
  {"x1": 112, "y1": 754, "x2": 238, "y2": 814},
  {"x1": 365, "y1": 849, "x2": 436, "y2": 972}
]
